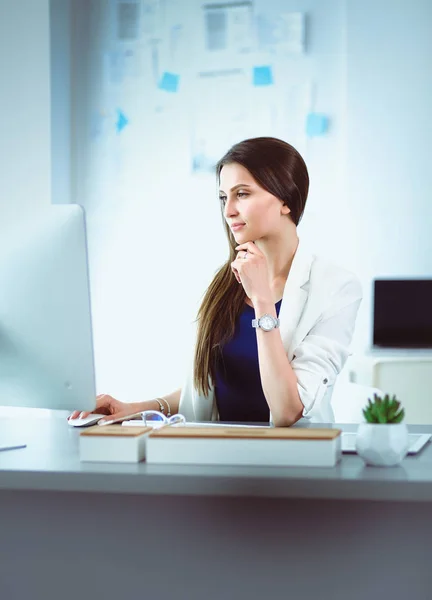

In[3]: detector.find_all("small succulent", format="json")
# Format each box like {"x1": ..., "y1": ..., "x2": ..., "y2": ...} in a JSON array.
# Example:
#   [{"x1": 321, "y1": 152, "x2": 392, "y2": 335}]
[{"x1": 362, "y1": 393, "x2": 405, "y2": 424}]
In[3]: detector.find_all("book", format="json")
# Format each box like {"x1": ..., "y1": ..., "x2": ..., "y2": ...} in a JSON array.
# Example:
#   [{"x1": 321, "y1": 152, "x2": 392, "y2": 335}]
[
  {"x1": 146, "y1": 426, "x2": 342, "y2": 467},
  {"x1": 120, "y1": 420, "x2": 265, "y2": 428},
  {"x1": 79, "y1": 425, "x2": 152, "y2": 463}
]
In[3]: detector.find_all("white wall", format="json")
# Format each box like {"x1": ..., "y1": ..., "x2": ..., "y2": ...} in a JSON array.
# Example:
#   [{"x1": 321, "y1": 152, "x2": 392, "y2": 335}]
[
  {"x1": 0, "y1": 0, "x2": 51, "y2": 223},
  {"x1": 69, "y1": 0, "x2": 432, "y2": 402},
  {"x1": 0, "y1": 0, "x2": 52, "y2": 417},
  {"x1": 50, "y1": 0, "x2": 72, "y2": 204},
  {"x1": 345, "y1": 0, "x2": 432, "y2": 353},
  {"x1": 2, "y1": 0, "x2": 431, "y2": 411},
  {"x1": 70, "y1": 0, "x2": 348, "y2": 402}
]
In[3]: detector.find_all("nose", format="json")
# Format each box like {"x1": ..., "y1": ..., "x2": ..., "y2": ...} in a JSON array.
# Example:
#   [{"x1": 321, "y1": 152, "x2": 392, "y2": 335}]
[{"x1": 223, "y1": 195, "x2": 239, "y2": 220}]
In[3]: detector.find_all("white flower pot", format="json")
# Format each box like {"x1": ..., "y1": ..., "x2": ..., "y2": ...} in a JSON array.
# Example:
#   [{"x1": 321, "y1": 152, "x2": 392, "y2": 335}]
[{"x1": 355, "y1": 422, "x2": 409, "y2": 466}]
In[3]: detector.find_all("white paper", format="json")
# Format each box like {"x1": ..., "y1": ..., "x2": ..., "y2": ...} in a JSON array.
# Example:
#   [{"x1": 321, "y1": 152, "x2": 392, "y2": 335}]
[
  {"x1": 256, "y1": 11, "x2": 306, "y2": 55},
  {"x1": 141, "y1": 0, "x2": 159, "y2": 38},
  {"x1": 141, "y1": 0, "x2": 174, "y2": 42},
  {"x1": 204, "y1": 2, "x2": 253, "y2": 54},
  {"x1": 190, "y1": 69, "x2": 276, "y2": 173},
  {"x1": 114, "y1": 0, "x2": 141, "y2": 41}
]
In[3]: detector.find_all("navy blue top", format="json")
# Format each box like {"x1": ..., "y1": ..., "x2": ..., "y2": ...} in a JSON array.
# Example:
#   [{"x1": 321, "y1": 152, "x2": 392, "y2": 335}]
[{"x1": 214, "y1": 299, "x2": 283, "y2": 422}]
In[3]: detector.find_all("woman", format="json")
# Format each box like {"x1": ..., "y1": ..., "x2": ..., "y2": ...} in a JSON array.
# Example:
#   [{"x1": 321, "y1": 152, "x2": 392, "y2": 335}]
[{"x1": 69, "y1": 137, "x2": 362, "y2": 426}]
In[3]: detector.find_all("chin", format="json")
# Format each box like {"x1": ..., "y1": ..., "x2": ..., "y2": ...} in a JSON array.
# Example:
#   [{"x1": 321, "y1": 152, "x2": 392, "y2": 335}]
[{"x1": 234, "y1": 228, "x2": 247, "y2": 237}]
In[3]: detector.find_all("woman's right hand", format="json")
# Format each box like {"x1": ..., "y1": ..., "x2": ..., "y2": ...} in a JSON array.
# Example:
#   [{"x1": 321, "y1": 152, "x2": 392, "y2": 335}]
[{"x1": 67, "y1": 394, "x2": 135, "y2": 422}]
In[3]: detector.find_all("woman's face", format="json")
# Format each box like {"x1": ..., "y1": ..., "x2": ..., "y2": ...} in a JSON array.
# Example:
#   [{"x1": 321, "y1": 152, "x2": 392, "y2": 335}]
[{"x1": 219, "y1": 163, "x2": 290, "y2": 243}]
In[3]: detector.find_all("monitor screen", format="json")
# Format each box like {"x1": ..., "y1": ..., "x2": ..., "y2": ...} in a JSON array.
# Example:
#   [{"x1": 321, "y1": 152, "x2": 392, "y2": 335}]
[{"x1": 373, "y1": 279, "x2": 432, "y2": 348}]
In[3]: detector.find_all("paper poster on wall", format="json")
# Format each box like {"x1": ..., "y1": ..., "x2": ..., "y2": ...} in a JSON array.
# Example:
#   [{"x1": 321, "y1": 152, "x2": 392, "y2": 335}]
[
  {"x1": 278, "y1": 81, "x2": 312, "y2": 157},
  {"x1": 203, "y1": 1, "x2": 253, "y2": 54},
  {"x1": 141, "y1": 0, "x2": 159, "y2": 39},
  {"x1": 143, "y1": 0, "x2": 175, "y2": 40},
  {"x1": 169, "y1": 24, "x2": 183, "y2": 62},
  {"x1": 105, "y1": 50, "x2": 126, "y2": 85},
  {"x1": 115, "y1": 0, "x2": 141, "y2": 41},
  {"x1": 190, "y1": 69, "x2": 276, "y2": 174},
  {"x1": 148, "y1": 39, "x2": 160, "y2": 84},
  {"x1": 104, "y1": 48, "x2": 142, "y2": 85},
  {"x1": 123, "y1": 48, "x2": 143, "y2": 78},
  {"x1": 154, "y1": 30, "x2": 184, "y2": 87},
  {"x1": 90, "y1": 109, "x2": 109, "y2": 140},
  {"x1": 256, "y1": 11, "x2": 306, "y2": 55},
  {"x1": 148, "y1": 3, "x2": 187, "y2": 91}
]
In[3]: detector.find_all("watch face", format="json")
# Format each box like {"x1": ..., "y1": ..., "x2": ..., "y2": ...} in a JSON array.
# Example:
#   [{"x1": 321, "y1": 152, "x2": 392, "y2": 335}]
[{"x1": 260, "y1": 315, "x2": 275, "y2": 331}]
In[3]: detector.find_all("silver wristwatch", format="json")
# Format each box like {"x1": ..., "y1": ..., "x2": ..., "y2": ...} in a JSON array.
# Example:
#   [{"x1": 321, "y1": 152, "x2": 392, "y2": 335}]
[{"x1": 252, "y1": 314, "x2": 280, "y2": 332}]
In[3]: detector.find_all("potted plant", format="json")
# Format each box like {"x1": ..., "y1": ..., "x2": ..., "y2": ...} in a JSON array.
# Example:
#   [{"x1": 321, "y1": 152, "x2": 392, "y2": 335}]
[{"x1": 356, "y1": 393, "x2": 409, "y2": 466}]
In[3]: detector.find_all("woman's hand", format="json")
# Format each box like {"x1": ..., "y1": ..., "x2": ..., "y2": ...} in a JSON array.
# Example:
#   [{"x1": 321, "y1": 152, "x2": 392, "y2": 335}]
[
  {"x1": 231, "y1": 241, "x2": 272, "y2": 304},
  {"x1": 67, "y1": 394, "x2": 133, "y2": 422}
]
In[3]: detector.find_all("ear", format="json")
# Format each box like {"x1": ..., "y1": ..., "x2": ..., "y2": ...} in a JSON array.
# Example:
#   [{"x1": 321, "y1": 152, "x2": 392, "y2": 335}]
[{"x1": 281, "y1": 203, "x2": 291, "y2": 216}]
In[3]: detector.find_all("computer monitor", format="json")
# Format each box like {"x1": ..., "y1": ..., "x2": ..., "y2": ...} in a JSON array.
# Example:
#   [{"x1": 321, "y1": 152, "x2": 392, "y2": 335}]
[
  {"x1": 0, "y1": 204, "x2": 96, "y2": 412},
  {"x1": 373, "y1": 278, "x2": 432, "y2": 348}
]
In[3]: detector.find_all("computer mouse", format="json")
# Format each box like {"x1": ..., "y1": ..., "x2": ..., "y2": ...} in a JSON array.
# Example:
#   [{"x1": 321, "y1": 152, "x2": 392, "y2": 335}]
[{"x1": 68, "y1": 413, "x2": 105, "y2": 427}]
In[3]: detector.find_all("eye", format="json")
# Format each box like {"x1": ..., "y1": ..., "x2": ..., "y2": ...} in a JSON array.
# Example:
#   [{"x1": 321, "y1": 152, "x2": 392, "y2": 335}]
[
  {"x1": 219, "y1": 195, "x2": 227, "y2": 204},
  {"x1": 237, "y1": 192, "x2": 249, "y2": 198}
]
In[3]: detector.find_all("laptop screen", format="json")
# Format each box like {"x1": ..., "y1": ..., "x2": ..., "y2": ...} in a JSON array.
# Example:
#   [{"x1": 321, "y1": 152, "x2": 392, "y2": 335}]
[{"x1": 373, "y1": 279, "x2": 432, "y2": 348}]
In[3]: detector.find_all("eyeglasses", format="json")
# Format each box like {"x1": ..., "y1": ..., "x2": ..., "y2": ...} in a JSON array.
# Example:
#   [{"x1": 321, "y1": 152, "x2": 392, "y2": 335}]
[{"x1": 139, "y1": 410, "x2": 186, "y2": 427}]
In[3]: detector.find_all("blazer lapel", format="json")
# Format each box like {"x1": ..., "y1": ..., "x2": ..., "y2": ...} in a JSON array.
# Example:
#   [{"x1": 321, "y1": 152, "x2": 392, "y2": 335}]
[{"x1": 279, "y1": 240, "x2": 314, "y2": 361}]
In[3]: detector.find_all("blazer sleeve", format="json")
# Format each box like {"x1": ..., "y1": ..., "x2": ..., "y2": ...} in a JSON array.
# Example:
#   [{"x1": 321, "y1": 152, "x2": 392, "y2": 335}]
[
  {"x1": 178, "y1": 323, "x2": 216, "y2": 422},
  {"x1": 291, "y1": 276, "x2": 362, "y2": 420}
]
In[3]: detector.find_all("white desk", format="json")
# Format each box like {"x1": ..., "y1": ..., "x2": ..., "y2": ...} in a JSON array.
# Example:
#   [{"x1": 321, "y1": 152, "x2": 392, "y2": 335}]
[{"x1": 1, "y1": 412, "x2": 432, "y2": 599}]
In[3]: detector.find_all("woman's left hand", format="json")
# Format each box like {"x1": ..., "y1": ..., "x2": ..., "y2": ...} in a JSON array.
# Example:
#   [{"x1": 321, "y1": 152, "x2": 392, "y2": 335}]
[{"x1": 231, "y1": 242, "x2": 272, "y2": 305}]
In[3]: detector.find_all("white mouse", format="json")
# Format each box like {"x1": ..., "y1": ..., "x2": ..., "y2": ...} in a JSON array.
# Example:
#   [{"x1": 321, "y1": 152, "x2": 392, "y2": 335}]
[{"x1": 68, "y1": 413, "x2": 105, "y2": 428}]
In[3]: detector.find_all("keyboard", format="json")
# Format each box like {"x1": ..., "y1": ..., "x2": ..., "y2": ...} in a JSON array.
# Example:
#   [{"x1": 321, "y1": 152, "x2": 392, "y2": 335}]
[{"x1": 341, "y1": 432, "x2": 431, "y2": 454}]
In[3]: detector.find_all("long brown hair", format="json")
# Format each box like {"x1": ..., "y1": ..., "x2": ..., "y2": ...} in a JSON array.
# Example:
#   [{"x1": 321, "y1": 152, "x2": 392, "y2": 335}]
[{"x1": 193, "y1": 137, "x2": 309, "y2": 396}]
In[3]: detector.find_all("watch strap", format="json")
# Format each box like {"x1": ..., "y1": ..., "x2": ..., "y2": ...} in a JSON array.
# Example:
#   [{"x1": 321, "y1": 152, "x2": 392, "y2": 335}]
[{"x1": 252, "y1": 315, "x2": 280, "y2": 329}]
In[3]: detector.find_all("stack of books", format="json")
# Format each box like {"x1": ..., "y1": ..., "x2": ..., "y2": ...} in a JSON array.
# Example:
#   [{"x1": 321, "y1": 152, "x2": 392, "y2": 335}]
[
  {"x1": 79, "y1": 424, "x2": 342, "y2": 467},
  {"x1": 146, "y1": 426, "x2": 341, "y2": 467},
  {"x1": 79, "y1": 425, "x2": 152, "y2": 463}
]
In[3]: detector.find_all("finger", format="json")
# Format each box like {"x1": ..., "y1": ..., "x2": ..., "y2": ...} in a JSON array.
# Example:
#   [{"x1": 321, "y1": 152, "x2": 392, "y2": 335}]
[
  {"x1": 98, "y1": 412, "x2": 120, "y2": 425},
  {"x1": 235, "y1": 241, "x2": 257, "y2": 251},
  {"x1": 96, "y1": 393, "x2": 109, "y2": 403},
  {"x1": 79, "y1": 410, "x2": 93, "y2": 419},
  {"x1": 231, "y1": 266, "x2": 241, "y2": 283},
  {"x1": 98, "y1": 411, "x2": 135, "y2": 426},
  {"x1": 68, "y1": 408, "x2": 100, "y2": 420},
  {"x1": 68, "y1": 410, "x2": 81, "y2": 420}
]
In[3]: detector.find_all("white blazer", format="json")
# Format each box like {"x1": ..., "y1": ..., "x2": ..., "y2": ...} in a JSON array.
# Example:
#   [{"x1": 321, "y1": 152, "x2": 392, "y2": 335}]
[{"x1": 178, "y1": 240, "x2": 362, "y2": 424}]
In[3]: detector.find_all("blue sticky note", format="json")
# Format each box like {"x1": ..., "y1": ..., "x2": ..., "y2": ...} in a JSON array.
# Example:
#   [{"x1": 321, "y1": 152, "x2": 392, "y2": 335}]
[
  {"x1": 116, "y1": 109, "x2": 129, "y2": 133},
  {"x1": 306, "y1": 113, "x2": 329, "y2": 137},
  {"x1": 253, "y1": 66, "x2": 274, "y2": 86},
  {"x1": 158, "y1": 72, "x2": 180, "y2": 92}
]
